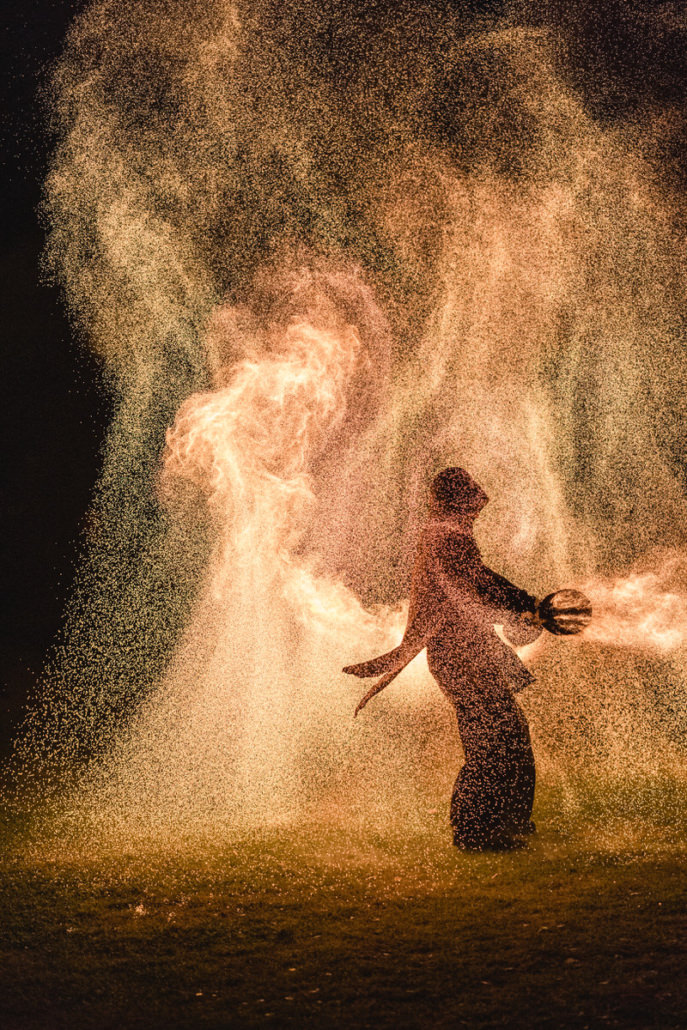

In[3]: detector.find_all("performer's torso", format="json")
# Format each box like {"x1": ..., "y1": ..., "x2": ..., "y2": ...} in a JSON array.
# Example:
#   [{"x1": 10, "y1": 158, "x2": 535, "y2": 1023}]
[{"x1": 406, "y1": 522, "x2": 533, "y2": 699}]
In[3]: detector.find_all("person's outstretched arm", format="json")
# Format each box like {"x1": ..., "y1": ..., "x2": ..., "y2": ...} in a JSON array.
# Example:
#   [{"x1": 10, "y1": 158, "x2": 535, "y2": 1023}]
[{"x1": 433, "y1": 531, "x2": 536, "y2": 616}]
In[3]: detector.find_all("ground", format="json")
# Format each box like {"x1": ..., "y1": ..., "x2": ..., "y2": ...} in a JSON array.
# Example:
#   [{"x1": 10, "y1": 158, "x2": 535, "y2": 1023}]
[{"x1": 1, "y1": 778, "x2": 686, "y2": 1029}]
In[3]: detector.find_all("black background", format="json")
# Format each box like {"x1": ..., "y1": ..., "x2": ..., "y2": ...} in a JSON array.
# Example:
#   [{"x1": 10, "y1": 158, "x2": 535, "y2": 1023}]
[{"x1": 1, "y1": 1, "x2": 106, "y2": 747}]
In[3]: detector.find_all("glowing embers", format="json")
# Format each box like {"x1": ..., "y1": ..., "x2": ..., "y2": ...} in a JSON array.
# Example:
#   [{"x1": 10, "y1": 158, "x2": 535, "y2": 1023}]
[{"x1": 24, "y1": 1, "x2": 687, "y2": 843}]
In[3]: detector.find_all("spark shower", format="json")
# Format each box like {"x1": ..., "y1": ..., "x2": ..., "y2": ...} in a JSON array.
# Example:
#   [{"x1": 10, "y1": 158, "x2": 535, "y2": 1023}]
[{"x1": 13, "y1": 0, "x2": 687, "y2": 842}]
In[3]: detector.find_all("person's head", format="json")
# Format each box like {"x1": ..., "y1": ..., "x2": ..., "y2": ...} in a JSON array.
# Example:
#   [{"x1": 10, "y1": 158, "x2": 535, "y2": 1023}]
[{"x1": 430, "y1": 467, "x2": 488, "y2": 519}]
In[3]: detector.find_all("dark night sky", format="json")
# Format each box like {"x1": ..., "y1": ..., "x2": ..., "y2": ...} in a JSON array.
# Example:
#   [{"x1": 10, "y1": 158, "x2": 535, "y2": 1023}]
[
  {"x1": 2, "y1": 0, "x2": 686, "y2": 746},
  {"x1": 1, "y1": 1, "x2": 105, "y2": 741}
]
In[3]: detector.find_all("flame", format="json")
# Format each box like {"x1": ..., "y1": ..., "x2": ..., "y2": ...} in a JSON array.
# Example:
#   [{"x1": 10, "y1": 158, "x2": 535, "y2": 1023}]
[
  {"x1": 162, "y1": 319, "x2": 360, "y2": 543},
  {"x1": 13, "y1": 6, "x2": 687, "y2": 843},
  {"x1": 581, "y1": 560, "x2": 687, "y2": 654}
]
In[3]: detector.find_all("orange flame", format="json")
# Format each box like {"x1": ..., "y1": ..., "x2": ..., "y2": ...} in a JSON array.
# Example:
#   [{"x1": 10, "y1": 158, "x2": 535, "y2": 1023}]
[{"x1": 580, "y1": 559, "x2": 687, "y2": 653}]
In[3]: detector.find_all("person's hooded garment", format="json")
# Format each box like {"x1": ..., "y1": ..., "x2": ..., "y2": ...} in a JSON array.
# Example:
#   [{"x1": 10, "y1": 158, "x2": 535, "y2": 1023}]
[{"x1": 344, "y1": 516, "x2": 536, "y2": 702}]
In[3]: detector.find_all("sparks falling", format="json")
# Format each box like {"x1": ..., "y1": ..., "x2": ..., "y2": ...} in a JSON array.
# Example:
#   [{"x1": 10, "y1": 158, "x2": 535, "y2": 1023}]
[{"x1": 12, "y1": 1, "x2": 687, "y2": 843}]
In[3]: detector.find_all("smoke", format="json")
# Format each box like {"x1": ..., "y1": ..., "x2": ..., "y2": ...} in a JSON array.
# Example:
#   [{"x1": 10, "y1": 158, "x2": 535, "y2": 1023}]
[{"x1": 12, "y1": 1, "x2": 687, "y2": 840}]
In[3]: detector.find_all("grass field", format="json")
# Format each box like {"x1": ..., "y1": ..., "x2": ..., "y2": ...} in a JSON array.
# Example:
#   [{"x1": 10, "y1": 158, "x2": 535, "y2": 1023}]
[{"x1": 2, "y1": 778, "x2": 686, "y2": 1029}]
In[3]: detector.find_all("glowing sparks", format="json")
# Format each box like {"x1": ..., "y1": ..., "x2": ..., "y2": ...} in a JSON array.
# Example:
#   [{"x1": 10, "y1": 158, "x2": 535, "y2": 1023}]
[
  {"x1": 582, "y1": 565, "x2": 687, "y2": 654},
  {"x1": 10, "y1": 4, "x2": 687, "y2": 845}
]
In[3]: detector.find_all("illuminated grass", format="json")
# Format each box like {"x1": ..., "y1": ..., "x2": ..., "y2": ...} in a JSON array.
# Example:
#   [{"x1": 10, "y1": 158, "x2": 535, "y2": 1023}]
[{"x1": 2, "y1": 782, "x2": 686, "y2": 1029}]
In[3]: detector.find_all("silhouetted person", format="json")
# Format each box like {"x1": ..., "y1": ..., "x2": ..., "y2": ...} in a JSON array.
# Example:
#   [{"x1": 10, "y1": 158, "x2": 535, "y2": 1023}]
[{"x1": 344, "y1": 467, "x2": 539, "y2": 850}]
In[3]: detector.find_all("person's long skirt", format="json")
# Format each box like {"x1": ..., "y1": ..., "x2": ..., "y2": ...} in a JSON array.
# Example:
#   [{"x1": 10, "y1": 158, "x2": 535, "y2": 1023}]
[{"x1": 427, "y1": 635, "x2": 535, "y2": 849}]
